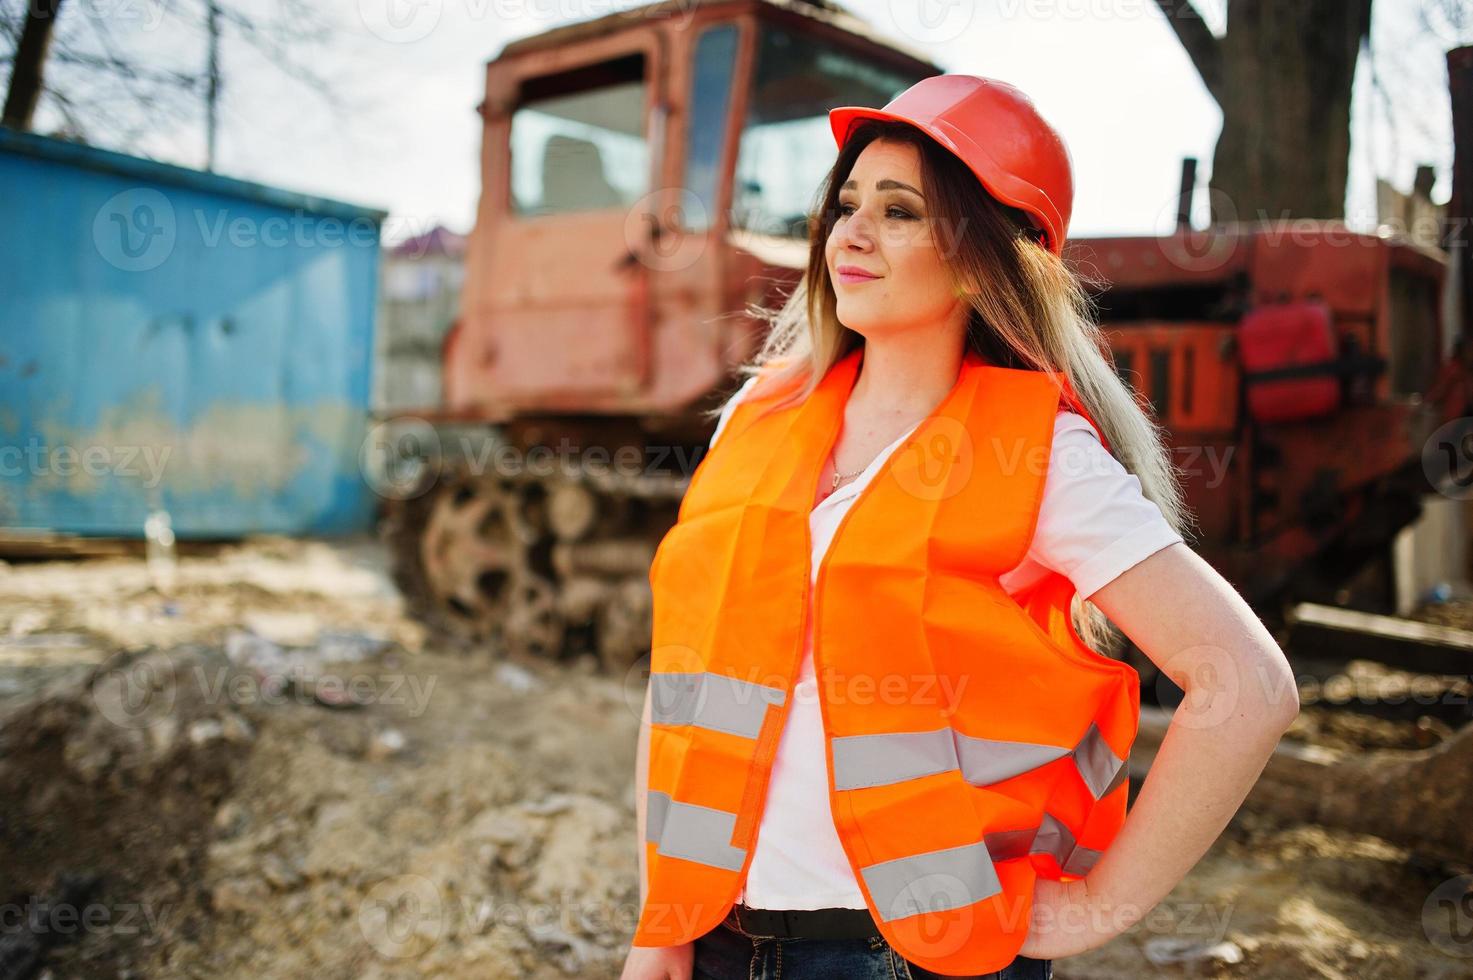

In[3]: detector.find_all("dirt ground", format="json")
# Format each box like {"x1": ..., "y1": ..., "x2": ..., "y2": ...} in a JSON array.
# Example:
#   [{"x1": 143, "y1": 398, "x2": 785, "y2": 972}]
[{"x1": 1, "y1": 536, "x2": 1470, "y2": 979}]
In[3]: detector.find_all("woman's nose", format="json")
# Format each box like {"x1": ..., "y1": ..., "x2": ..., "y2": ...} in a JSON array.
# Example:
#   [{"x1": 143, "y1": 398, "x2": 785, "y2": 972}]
[{"x1": 837, "y1": 206, "x2": 877, "y2": 249}]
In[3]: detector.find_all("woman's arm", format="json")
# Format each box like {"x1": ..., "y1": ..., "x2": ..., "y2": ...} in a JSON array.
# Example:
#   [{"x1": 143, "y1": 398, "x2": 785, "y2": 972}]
[
  {"x1": 1020, "y1": 541, "x2": 1301, "y2": 957},
  {"x1": 636, "y1": 679, "x2": 652, "y2": 910},
  {"x1": 622, "y1": 687, "x2": 694, "y2": 980}
]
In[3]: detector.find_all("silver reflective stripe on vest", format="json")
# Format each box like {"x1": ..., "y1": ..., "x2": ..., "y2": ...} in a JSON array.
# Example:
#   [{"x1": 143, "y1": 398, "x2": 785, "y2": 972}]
[
  {"x1": 645, "y1": 790, "x2": 746, "y2": 871},
  {"x1": 649, "y1": 671, "x2": 786, "y2": 739},
  {"x1": 1099, "y1": 748, "x2": 1131, "y2": 799},
  {"x1": 1030, "y1": 811, "x2": 1076, "y2": 871},
  {"x1": 831, "y1": 727, "x2": 957, "y2": 790},
  {"x1": 1071, "y1": 722, "x2": 1127, "y2": 799},
  {"x1": 1032, "y1": 811, "x2": 1104, "y2": 876},
  {"x1": 859, "y1": 841, "x2": 1003, "y2": 922},
  {"x1": 831, "y1": 722, "x2": 1127, "y2": 801},
  {"x1": 981, "y1": 828, "x2": 1036, "y2": 863},
  {"x1": 955, "y1": 732, "x2": 1071, "y2": 785},
  {"x1": 985, "y1": 812, "x2": 1102, "y2": 876},
  {"x1": 859, "y1": 815, "x2": 1105, "y2": 923},
  {"x1": 1063, "y1": 844, "x2": 1102, "y2": 876}
]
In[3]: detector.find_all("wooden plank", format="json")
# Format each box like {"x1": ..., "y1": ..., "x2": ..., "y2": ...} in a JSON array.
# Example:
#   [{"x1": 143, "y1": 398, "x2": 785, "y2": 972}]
[
  {"x1": 1285, "y1": 601, "x2": 1473, "y2": 675},
  {"x1": 0, "y1": 531, "x2": 138, "y2": 560}
]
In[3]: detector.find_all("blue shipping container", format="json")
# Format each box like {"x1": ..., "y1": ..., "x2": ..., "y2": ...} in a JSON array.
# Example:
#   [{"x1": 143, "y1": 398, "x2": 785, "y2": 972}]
[{"x1": 0, "y1": 128, "x2": 387, "y2": 537}]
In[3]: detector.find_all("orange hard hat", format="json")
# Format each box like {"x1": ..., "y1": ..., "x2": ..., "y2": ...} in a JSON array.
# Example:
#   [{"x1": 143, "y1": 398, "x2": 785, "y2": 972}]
[{"x1": 829, "y1": 74, "x2": 1075, "y2": 256}]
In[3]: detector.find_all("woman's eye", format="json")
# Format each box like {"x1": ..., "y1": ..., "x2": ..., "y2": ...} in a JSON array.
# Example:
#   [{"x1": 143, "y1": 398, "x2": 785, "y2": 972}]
[{"x1": 837, "y1": 203, "x2": 915, "y2": 220}]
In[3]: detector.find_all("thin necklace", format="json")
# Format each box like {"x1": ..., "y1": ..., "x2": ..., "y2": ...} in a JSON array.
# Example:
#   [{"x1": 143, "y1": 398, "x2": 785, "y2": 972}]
[
  {"x1": 830, "y1": 415, "x2": 925, "y2": 491},
  {"x1": 830, "y1": 454, "x2": 877, "y2": 490}
]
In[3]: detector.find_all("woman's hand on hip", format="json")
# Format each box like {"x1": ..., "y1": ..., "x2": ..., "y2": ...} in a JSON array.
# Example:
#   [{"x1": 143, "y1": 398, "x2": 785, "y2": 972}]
[
  {"x1": 620, "y1": 940, "x2": 695, "y2": 980},
  {"x1": 1016, "y1": 876, "x2": 1120, "y2": 960}
]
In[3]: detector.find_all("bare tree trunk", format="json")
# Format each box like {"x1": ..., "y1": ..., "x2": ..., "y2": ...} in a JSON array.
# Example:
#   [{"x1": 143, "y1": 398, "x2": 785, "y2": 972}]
[
  {"x1": 2, "y1": 0, "x2": 67, "y2": 131},
  {"x1": 1154, "y1": 0, "x2": 1374, "y2": 222}
]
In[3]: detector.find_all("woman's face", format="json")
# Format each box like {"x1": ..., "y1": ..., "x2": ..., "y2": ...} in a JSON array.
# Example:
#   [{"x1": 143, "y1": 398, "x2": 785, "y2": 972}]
[{"x1": 824, "y1": 139, "x2": 965, "y2": 341}]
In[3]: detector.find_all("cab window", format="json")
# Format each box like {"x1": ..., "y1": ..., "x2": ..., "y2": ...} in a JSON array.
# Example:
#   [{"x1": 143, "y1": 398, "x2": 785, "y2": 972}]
[
  {"x1": 510, "y1": 54, "x2": 649, "y2": 216},
  {"x1": 682, "y1": 24, "x2": 740, "y2": 232},
  {"x1": 733, "y1": 26, "x2": 924, "y2": 237}
]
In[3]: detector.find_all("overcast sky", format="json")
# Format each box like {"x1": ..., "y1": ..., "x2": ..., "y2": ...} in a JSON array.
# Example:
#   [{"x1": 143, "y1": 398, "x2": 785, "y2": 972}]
[{"x1": 16, "y1": 0, "x2": 1458, "y2": 247}]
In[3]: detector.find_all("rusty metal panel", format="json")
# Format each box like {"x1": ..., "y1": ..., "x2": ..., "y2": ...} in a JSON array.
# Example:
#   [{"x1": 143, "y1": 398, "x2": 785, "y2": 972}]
[
  {"x1": 1067, "y1": 231, "x2": 1253, "y2": 291},
  {"x1": 1103, "y1": 322, "x2": 1239, "y2": 433},
  {"x1": 1246, "y1": 224, "x2": 1387, "y2": 316},
  {"x1": 452, "y1": 30, "x2": 663, "y2": 412}
]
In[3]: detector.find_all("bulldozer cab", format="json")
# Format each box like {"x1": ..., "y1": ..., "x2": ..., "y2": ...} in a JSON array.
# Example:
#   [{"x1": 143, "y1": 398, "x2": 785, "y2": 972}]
[{"x1": 445, "y1": 0, "x2": 938, "y2": 418}]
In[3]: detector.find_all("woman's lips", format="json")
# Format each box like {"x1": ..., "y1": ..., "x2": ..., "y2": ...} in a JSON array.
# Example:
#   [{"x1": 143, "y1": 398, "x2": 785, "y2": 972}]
[{"x1": 836, "y1": 268, "x2": 880, "y2": 285}]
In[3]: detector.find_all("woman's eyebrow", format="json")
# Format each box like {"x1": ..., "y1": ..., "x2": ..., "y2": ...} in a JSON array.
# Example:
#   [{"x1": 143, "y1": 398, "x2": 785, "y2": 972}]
[{"x1": 840, "y1": 178, "x2": 925, "y2": 199}]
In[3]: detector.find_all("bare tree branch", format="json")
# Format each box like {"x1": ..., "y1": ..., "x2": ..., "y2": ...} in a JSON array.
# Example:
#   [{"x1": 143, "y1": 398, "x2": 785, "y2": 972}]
[
  {"x1": 1364, "y1": 38, "x2": 1402, "y2": 197},
  {"x1": 1152, "y1": 0, "x2": 1224, "y2": 103},
  {"x1": 2, "y1": 48, "x2": 202, "y2": 89},
  {"x1": 83, "y1": 7, "x2": 199, "y2": 103},
  {"x1": 1418, "y1": 0, "x2": 1473, "y2": 46},
  {"x1": 209, "y1": 1, "x2": 343, "y2": 112},
  {"x1": 0, "y1": 0, "x2": 24, "y2": 47},
  {"x1": 2, "y1": 0, "x2": 347, "y2": 159},
  {"x1": 38, "y1": 79, "x2": 87, "y2": 139}
]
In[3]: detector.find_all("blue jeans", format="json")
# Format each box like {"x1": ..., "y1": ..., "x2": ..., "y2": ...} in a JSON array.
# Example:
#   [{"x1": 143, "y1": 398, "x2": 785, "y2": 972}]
[{"x1": 693, "y1": 910, "x2": 1053, "y2": 980}]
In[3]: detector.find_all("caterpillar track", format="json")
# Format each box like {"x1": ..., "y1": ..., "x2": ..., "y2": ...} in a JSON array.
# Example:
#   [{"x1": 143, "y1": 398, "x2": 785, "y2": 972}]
[{"x1": 384, "y1": 437, "x2": 690, "y2": 671}]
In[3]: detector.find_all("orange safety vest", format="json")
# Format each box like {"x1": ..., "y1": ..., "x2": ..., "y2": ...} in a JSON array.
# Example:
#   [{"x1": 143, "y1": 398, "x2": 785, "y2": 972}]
[{"x1": 634, "y1": 346, "x2": 1138, "y2": 975}]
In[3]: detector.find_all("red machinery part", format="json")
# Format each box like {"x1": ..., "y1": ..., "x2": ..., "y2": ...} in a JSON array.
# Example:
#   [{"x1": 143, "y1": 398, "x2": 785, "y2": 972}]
[{"x1": 1238, "y1": 300, "x2": 1342, "y2": 423}]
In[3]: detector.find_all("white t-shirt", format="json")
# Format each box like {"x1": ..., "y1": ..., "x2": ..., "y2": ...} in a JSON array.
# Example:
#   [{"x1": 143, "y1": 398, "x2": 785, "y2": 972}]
[{"x1": 706, "y1": 373, "x2": 1183, "y2": 911}]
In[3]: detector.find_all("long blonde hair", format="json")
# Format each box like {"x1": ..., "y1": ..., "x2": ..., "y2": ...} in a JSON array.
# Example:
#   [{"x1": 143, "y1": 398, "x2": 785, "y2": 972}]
[{"x1": 711, "y1": 119, "x2": 1197, "y2": 651}]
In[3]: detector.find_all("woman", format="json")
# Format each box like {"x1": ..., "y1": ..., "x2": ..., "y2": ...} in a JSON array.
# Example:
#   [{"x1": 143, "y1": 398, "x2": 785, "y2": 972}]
[{"x1": 622, "y1": 74, "x2": 1299, "y2": 980}]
